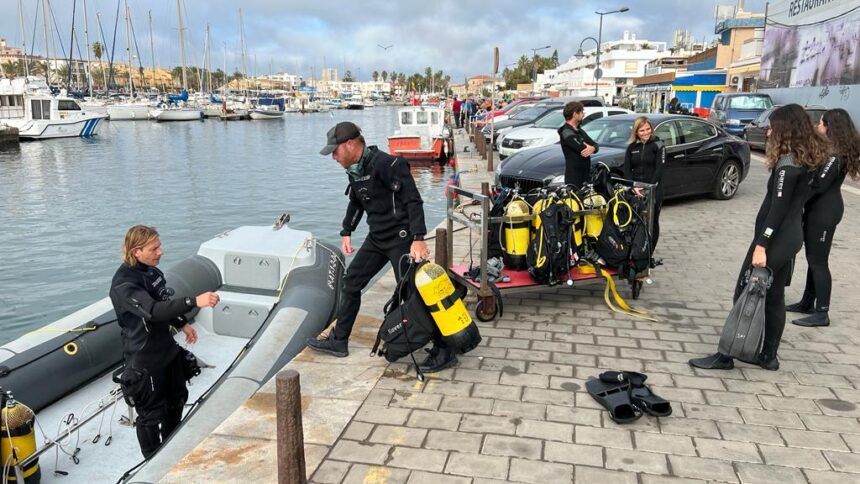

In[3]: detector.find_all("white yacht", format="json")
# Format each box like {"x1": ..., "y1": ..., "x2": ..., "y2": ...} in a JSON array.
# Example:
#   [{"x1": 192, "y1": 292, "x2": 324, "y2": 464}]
[{"x1": 0, "y1": 77, "x2": 107, "y2": 140}]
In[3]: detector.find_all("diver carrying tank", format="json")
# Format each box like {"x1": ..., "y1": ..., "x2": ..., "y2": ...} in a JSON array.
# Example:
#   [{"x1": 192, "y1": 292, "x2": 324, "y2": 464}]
[
  {"x1": 502, "y1": 198, "x2": 531, "y2": 270},
  {"x1": 0, "y1": 390, "x2": 41, "y2": 484},
  {"x1": 414, "y1": 262, "x2": 482, "y2": 354}
]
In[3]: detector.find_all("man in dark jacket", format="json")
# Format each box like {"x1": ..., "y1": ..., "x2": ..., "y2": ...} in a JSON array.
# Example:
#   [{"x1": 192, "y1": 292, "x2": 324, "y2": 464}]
[
  {"x1": 306, "y1": 122, "x2": 458, "y2": 373},
  {"x1": 558, "y1": 101, "x2": 599, "y2": 188},
  {"x1": 109, "y1": 225, "x2": 219, "y2": 458}
]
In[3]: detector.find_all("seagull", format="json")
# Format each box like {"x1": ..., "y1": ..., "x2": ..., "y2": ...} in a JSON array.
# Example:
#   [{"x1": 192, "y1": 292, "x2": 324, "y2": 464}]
[{"x1": 377, "y1": 44, "x2": 393, "y2": 50}]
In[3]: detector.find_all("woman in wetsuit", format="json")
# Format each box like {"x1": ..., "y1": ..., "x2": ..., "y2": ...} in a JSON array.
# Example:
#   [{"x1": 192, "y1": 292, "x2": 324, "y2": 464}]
[
  {"x1": 788, "y1": 109, "x2": 860, "y2": 327},
  {"x1": 623, "y1": 116, "x2": 665, "y2": 255},
  {"x1": 689, "y1": 104, "x2": 829, "y2": 371}
]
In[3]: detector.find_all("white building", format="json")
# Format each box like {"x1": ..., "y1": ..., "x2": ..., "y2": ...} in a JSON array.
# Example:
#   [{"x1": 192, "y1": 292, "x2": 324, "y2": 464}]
[
  {"x1": 316, "y1": 80, "x2": 391, "y2": 97},
  {"x1": 547, "y1": 31, "x2": 667, "y2": 102},
  {"x1": 320, "y1": 68, "x2": 338, "y2": 83},
  {"x1": 257, "y1": 72, "x2": 300, "y2": 87}
]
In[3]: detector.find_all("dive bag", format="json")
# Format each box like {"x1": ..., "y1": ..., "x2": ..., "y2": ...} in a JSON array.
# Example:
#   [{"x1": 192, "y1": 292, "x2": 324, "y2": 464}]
[
  {"x1": 595, "y1": 192, "x2": 634, "y2": 267},
  {"x1": 374, "y1": 275, "x2": 437, "y2": 363},
  {"x1": 718, "y1": 266, "x2": 772, "y2": 362},
  {"x1": 527, "y1": 196, "x2": 575, "y2": 285}
]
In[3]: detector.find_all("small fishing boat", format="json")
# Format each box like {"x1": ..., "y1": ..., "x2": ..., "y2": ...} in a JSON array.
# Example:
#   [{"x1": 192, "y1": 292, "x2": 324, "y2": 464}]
[
  {"x1": 249, "y1": 104, "x2": 285, "y2": 119},
  {"x1": 388, "y1": 105, "x2": 450, "y2": 163},
  {"x1": 0, "y1": 216, "x2": 343, "y2": 483}
]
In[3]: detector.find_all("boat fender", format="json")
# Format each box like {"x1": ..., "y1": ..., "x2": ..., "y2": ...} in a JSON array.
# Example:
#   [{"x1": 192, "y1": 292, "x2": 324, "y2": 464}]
[
  {"x1": 0, "y1": 395, "x2": 41, "y2": 483},
  {"x1": 414, "y1": 262, "x2": 482, "y2": 354}
]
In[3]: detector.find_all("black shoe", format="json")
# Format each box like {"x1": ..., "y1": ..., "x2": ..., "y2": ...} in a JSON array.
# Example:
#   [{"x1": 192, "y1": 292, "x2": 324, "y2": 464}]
[
  {"x1": 417, "y1": 346, "x2": 458, "y2": 373},
  {"x1": 757, "y1": 354, "x2": 780, "y2": 371},
  {"x1": 688, "y1": 353, "x2": 734, "y2": 370},
  {"x1": 792, "y1": 311, "x2": 830, "y2": 327},
  {"x1": 786, "y1": 298, "x2": 815, "y2": 314},
  {"x1": 650, "y1": 257, "x2": 663, "y2": 268},
  {"x1": 305, "y1": 332, "x2": 348, "y2": 357}
]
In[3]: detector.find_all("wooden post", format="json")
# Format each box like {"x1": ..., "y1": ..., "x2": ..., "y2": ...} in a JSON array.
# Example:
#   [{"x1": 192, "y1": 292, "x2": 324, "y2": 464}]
[
  {"x1": 276, "y1": 370, "x2": 306, "y2": 484},
  {"x1": 481, "y1": 182, "x2": 491, "y2": 198},
  {"x1": 435, "y1": 228, "x2": 449, "y2": 269}
]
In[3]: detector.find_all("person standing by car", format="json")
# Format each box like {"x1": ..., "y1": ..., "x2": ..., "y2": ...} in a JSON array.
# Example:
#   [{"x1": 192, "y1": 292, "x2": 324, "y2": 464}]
[
  {"x1": 689, "y1": 104, "x2": 828, "y2": 371},
  {"x1": 558, "y1": 101, "x2": 598, "y2": 188},
  {"x1": 623, "y1": 116, "x2": 665, "y2": 254},
  {"x1": 789, "y1": 108, "x2": 860, "y2": 327},
  {"x1": 306, "y1": 122, "x2": 459, "y2": 373},
  {"x1": 109, "y1": 225, "x2": 220, "y2": 458}
]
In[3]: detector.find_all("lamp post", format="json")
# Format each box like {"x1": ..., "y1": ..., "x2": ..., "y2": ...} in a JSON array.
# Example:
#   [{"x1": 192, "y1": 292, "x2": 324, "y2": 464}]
[
  {"x1": 529, "y1": 45, "x2": 551, "y2": 94},
  {"x1": 575, "y1": 7, "x2": 629, "y2": 97}
]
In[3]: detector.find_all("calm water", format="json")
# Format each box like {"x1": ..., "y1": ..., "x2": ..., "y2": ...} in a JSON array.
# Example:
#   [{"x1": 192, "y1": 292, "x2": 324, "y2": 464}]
[{"x1": 0, "y1": 107, "x2": 452, "y2": 344}]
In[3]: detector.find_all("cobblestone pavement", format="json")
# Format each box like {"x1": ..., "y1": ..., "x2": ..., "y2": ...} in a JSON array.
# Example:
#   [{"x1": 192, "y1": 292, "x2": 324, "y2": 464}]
[{"x1": 308, "y1": 130, "x2": 860, "y2": 484}]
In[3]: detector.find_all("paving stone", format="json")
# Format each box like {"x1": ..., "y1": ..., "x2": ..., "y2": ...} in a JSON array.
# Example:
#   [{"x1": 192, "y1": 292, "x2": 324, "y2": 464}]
[
  {"x1": 355, "y1": 404, "x2": 412, "y2": 425},
  {"x1": 843, "y1": 433, "x2": 860, "y2": 452},
  {"x1": 682, "y1": 403, "x2": 744, "y2": 423},
  {"x1": 440, "y1": 396, "x2": 495, "y2": 415},
  {"x1": 654, "y1": 387, "x2": 706, "y2": 405},
  {"x1": 759, "y1": 445, "x2": 831, "y2": 470},
  {"x1": 759, "y1": 395, "x2": 822, "y2": 414},
  {"x1": 740, "y1": 408, "x2": 806, "y2": 429},
  {"x1": 779, "y1": 383, "x2": 837, "y2": 400},
  {"x1": 640, "y1": 475, "x2": 706, "y2": 484},
  {"x1": 717, "y1": 422, "x2": 785, "y2": 445},
  {"x1": 459, "y1": 414, "x2": 517, "y2": 435},
  {"x1": 530, "y1": 340, "x2": 574, "y2": 353},
  {"x1": 575, "y1": 343, "x2": 618, "y2": 356},
  {"x1": 482, "y1": 435, "x2": 543, "y2": 459},
  {"x1": 509, "y1": 457, "x2": 573, "y2": 484},
  {"x1": 633, "y1": 431, "x2": 697, "y2": 456},
  {"x1": 659, "y1": 417, "x2": 722, "y2": 439},
  {"x1": 741, "y1": 368, "x2": 799, "y2": 384},
  {"x1": 794, "y1": 372, "x2": 853, "y2": 389},
  {"x1": 455, "y1": 368, "x2": 501, "y2": 385},
  {"x1": 329, "y1": 440, "x2": 392, "y2": 465},
  {"x1": 671, "y1": 374, "x2": 726, "y2": 391},
  {"x1": 779, "y1": 429, "x2": 849, "y2": 451},
  {"x1": 693, "y1": 437, "x2": 762, "y2": 463},
  {"x1": 722, "y1": 378, "x2": 781, "y2": 396},
  {"x1": 526, "y1": 361, "x2": 574, "y2": 377},
  {"x1": 803, "y1": 469, "x2": 860, "y2": 483},
  {"x1": 341, "y1": 464, "x2": 411, "y2": 484},
  {"x1": 619, "y1": 347, "x2": 664, "y2": 361},
  {"x1": 492, "y1": 400, "x2": 547, "y2": 420},
  {"x1": 311, "y1": 460, "x2": 351, "y2": 484},
  {"x1": 575, "y1": 425, "x2": 632, "y2": 449},
  {"x1": 800, "y1": 414, "x2": 860, "y2": 434},
  {"x1": 471, "y1": 383, "x2": 523, "y2": 401},
  {"x1": 544, "y1": 441, "x2": 603, "y2": 466},
  {"x1": 517, "y1": 418, "x2": 574, "y2": 442},
  {"x1": 823, "y1": 450, "x2": 860, "y2": 473},
  {"x1": 597, "y1": 357, "x2": 645, "y2": 372},
  {"x1": 445, "y1": 453, "x2": 509, "y2": 481},
  {"x1": 390, "y1": 391, "x2": 444, "y2": 410},
  {"x1": 499, "y1": 371, "x2": 550, "y2": 388},
  {"x1": 368, "y1": 425, "x2": 428, "y2": 448},
  {"x1": 422, "y1": 379, "x2": 474, "y2": 397},
  {"x1": 490, "y1": 337, "x2": 531, "y2": 349},
  {"x1": 574, "y1": 465, "x2": 638, "y2": 484},
  {"x1": 407, "y1": 410, "x2": 462, "y2": 431},
  {"x1": 387, "y1": 447, "x2": 449, "y2": 473},
  {"x1": 546, "y1": 405, "x2": 603, "y2": 427},
  {"x1": 667, "y1": 455, "x2": 739, "y2": 483},
  {"x1": 342, "y1": 421, "x2": 375, "y2": 441},
  {"x1": 522, "y1": 387, "x2": 575, "y2": 406},
  {"x1": 639, "y1": 339, "x2": 685, "y2": 352},
  {"x1": 605, "y1": 448, "x2": 669, "y2": 474},
  {"x1": 551, "y1": 352, "x2": 598, "y2": 367},
  {"x1": 704, "y1": 390, "x2": 763, "y2": 408},
  {"x1": 407, "y1": 471, "x2": 472, "y2": 484},
  {"x1": 480, "y1": 357, "x2": 525, "y2": 372},
  {"x1": 735, "y1": 462, "x2": 807, "y2": 484}
]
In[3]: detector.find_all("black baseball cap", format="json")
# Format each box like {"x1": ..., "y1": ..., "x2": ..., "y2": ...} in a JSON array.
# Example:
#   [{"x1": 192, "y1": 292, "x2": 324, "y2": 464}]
[{"x1": 320, "y1": 122, "x2": 362, "y2": 155}]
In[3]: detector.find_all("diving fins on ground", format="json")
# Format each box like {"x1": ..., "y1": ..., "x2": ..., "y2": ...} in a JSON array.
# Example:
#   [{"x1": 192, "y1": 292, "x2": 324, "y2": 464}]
[
  {"x1": 585, "y1": 378, "x2": 642, "y2": 424},
  {"x1": 598, "y1": 370, "x2": 672, "y2": 417}
]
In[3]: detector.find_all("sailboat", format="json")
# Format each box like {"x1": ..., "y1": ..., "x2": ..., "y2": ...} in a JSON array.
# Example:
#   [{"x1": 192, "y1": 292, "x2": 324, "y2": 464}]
[
  {"x1": 150, "y1": 0, "x2": 203, "y2": 122},
  {"x1": 107, "y1": 0, "x2": 154, "y2": 121}
]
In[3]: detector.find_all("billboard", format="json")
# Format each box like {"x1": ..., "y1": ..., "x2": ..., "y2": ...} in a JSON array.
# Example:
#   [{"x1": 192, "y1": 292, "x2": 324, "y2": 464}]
[{"x1": 760, "y1": 0, "x2": 860, "y2": 88}]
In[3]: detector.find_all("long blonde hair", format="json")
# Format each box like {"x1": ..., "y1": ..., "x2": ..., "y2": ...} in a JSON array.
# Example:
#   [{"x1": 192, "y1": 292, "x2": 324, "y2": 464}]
[
  {"x1": 122, "y1": 225, "x2": 159, "y2": 267},
  {"x1": 628, "y1": 116, "x2": 655, "y2": 144}
]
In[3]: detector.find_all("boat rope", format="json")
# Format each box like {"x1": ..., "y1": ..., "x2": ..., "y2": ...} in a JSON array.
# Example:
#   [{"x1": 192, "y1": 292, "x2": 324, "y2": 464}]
[
  {"x1": 25, "y1": 326, "x2": 97, "y2": 335},
  {"x1": 579, "y1": 263, "x2": 657, "y2": 322}
]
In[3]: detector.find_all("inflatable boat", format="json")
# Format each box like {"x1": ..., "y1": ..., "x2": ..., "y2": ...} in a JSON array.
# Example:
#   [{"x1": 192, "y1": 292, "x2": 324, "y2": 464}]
[{"x1": 0, "y1": 216, "x2": 343, "y2": 483}]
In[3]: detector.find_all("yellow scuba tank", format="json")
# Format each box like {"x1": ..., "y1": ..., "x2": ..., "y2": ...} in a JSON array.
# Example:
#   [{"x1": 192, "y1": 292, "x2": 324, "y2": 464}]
[
  {"x1": 530, "y1": 193, "x2": 555, "y2": 236},
  {"x1": 581, "y1": 191, "x2": 607, "y2": 239},
  {"x1": 560, "y1": 192, "x2": 584, "y2": 250},
  {"x1": 0, "y1": 393, "x2": 41, "y2": 484},
  {"x1": 414, "y1": 262, "x2": 482, "y2": 353},
  {"x1": 502, "y1": 198, "x2": 530, "y2": 270}
]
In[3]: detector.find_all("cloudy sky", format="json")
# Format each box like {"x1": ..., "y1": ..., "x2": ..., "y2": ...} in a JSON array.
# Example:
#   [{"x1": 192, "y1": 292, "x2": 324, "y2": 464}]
[{"x1": 4, "y1": 0, "x2": 767, "y2": 81}]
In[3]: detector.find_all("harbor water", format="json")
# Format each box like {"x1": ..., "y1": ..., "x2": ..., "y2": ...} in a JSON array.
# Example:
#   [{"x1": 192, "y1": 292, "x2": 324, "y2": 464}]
[{"x1": 0, "y1": 107, "x2": 453, "y2": 344}]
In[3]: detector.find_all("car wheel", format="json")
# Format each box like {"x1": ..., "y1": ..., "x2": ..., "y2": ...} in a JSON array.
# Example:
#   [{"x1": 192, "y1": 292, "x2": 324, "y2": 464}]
[{"x1": 712, "y1": 159, "x2": 741, "y2": 200}]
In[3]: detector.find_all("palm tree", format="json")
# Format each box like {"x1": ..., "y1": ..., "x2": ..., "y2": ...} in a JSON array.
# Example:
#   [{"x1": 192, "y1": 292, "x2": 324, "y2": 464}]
[
  {"x1": 372, "y1": 70, "x2": 379, "y2": 82},
  {"x1": 381, "y1": 70, "x2": 388, "y2": 82},
  {"x1": 92, "y1": 41, "x2": 106, "y2": 90}
]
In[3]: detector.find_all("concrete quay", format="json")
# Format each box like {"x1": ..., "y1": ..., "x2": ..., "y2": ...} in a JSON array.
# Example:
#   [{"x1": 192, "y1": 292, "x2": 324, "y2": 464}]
[
  {"x1": 0, "y1": 124, "x2": 19, "y2": 145},
  {"x1": 163, "y1": 129, "x2": 860, "y2": 483}
]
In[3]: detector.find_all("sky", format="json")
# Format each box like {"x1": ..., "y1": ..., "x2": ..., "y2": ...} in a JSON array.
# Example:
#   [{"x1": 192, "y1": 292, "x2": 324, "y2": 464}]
[{"x1": 3, "y1": 0, "x2": 768, "y2": 81}]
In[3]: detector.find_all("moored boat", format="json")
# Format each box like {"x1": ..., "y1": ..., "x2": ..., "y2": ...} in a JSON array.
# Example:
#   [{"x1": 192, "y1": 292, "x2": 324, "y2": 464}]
[
  {"x1": 388, "y1": 105, "x2": 450, "y2": 163},
  {"x1": 0, "y1": 77, "x2": 107, "y2": 140}
]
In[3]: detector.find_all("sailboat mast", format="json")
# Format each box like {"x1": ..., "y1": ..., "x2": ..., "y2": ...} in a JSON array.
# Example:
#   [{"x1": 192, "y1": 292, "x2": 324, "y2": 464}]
[
  {"x1": 18, "y1": 0, "x2": 31, "y2": 77},
  {"x1": 176, "y1": 0, "x2": 187, "y2": 91},
  {"x1": 124, "y1": 0, "x2": 134, "y2": 95},
  {"x1": 205, "y1": 24, "x2": 211, "y2": 93},
  {"x1": 148, "y1": 10, "x2": 156, "y2": 91},
  {"x1": 82, "y1": 0, "x2": 92, "y2": 96},
  {"x1": 96, "y1": 13, "x2": 109, "y2": 91},
  {"x1": 239, "y1": 8, "x2": 247, "y2": 94},
  {"x1": 42, "y1": 0, "x2": 51, "y2": 84}
]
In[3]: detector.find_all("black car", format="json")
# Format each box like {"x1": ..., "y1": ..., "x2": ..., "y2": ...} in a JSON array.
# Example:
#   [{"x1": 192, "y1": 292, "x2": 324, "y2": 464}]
[
  {"x1": 743, "y1": 105, "x2": 826, "y2": 150},
  {"x1": 496, "y1": 114, "x2": 751, "y2": 200},
  {"x1": 482, "y1": 103, "x2": 563, "y2": 144}
]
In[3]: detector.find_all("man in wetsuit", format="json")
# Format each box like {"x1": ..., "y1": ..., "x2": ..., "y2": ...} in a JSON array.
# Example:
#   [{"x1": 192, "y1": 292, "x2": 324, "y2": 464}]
[
  {"x1": 558, "y1": 101, "x2": 598, "y2": 188},
  {"x1": 109, "y1": 225, "x2": 219, "y2": 458},
  {"x1": 305, "y1": 122, "x2": 459, "y2": 373}
]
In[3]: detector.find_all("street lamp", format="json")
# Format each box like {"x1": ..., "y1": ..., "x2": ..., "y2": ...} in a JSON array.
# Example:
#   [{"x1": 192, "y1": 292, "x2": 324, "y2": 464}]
[
  {"x1": 530, "y1": 45, "x2": 551, "y2": 93},
  {"x1": 575, "y1": 7, "x2": 629, "y2": 97}
]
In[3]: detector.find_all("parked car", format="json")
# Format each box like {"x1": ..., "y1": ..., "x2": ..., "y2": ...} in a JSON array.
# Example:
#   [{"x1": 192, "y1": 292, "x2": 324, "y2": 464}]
[
  {"x1": 496, "y1": 114, "x2": 751, "y2": 200},
  {"x1": 484, "y1": 102, "x2": 538, "y2": 126},
  {"x1": 482, "y1": 103, "x2": 563, "y2": 144},
  {"x1": 476, "y1": 97, "x2": 547, "y2": 127},
  {"x1": 743, "y1": 105, "x2": 827, "y2": 150},
  {"x1": 497, "y1": 106, "x2": 633, "y2": 159},
  {"x1": 708, "y1": 92, "x2": 774, "y2": 136}
]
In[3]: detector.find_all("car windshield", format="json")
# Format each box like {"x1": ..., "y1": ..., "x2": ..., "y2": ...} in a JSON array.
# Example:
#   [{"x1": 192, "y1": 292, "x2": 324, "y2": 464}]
[
  {"x1": 534, "y1": 111, "x2": 565, "y2": 129},
  {"x1": 505, "y1": 103, "x2": 534, "y2": 117},
  {"x1": 728, "y1": 95, "x2": 773, "y2": 109},
  {"x1": 582, "y1": 118, "x2": 634, "y2": 147},
  {"x1": 511, "y1": 106, "x2": 555, "y2": 121}
]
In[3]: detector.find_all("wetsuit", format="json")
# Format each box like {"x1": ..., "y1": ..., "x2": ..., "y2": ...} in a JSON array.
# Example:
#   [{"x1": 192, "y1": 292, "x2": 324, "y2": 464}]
[
  {"x1": 733, "y1": 155, "x2": 811, "y2": 360},
  {"x1": 558, "y1": 123, "x2": 599, "y2": 188},
  {"x1": 334, "y1": 146, "x2": 428, "y2": 341},
  {"x1": 109, "y1": 263, "x2": 192, "y2": 458},
  {"x1": 799, "y1": 156, "x2": 845, "y2": 312},
  {"x1": 623, "y1": 138, "x2": 665, "y2": 251}
]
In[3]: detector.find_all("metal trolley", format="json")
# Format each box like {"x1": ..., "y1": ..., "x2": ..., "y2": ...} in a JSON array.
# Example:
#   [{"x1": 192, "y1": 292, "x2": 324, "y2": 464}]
[{"x1": 444, "y1": 180, "x2": 657, "y2": 322}]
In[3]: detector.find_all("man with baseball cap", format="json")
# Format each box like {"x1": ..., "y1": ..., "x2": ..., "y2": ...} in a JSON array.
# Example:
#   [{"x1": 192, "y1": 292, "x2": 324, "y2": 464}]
[{"x1": 308, "y1": 121, "x2": 459, "y2": 373}]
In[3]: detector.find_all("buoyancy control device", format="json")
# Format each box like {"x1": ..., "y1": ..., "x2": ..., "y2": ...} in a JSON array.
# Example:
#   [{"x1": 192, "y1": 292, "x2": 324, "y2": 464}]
[
  {"x1": 414, "y1": 262, "x2": 482, "y2": 354},
  {"x1": 502, "y1": 198, "x2": 531, "y2": 270},
  {"x1": 528, "y1": 193, "x2": 575, "y2": 286},
  {"x1": 0, "y1": 390, "x2": 41, "y2": 484}
]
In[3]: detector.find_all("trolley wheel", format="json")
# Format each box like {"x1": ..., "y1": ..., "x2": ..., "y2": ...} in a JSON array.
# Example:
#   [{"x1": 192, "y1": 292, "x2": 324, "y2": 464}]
[
  {"x1": 475, "y1": 297, "x2": 498, "y2": 322},
  {"x1": 632, "y1": 280, "x2": 643, "y2": 300}
]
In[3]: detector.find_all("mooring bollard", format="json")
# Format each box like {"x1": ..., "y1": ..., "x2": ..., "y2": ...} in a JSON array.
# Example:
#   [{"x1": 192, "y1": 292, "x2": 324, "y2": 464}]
[
  {"x1": 276, "y1": 370, "x2": 306, "y2": 484},
  {"x1": 435, "y1": 228, "x2": 449, "y2": 269}
]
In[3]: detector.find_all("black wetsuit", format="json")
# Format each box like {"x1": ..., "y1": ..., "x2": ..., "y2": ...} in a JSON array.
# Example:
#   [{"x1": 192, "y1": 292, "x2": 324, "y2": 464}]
[
  {"x1": 799, "y1": 156, "x2": 846, "y2": 312},
  {"x1": 334, "y1": 146, "x2": 429, "y2": 341},
  {"x1": 623, "y1": 138, "x2": 666, "y2": 251},
  {"x1": 733, "y1": 155, "x2": 811, "y2": 359},
  {"x1": 109, "y1": 263, "x2": 192, "y2": 458},
  {"x1": 558, "y1": 123, "x2": 599, "y2": 188}
]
